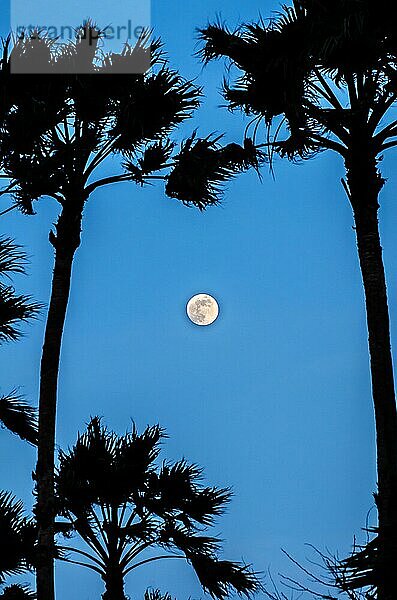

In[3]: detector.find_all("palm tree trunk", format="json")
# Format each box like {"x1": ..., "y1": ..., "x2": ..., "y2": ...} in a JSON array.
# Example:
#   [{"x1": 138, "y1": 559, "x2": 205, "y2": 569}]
[
  {"x1": 36, "y1": 201, "x2": 84, "y2": 600},
  {"x1": 347, "y1": 152, "x2": 397, "y2": 600},
  {"x1": 102, "y1": 566, "x2": 127, "y2": 600}
]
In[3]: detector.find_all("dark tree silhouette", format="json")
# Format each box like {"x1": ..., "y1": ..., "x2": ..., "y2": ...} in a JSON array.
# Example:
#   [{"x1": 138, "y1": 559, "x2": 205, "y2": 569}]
[
  {"x1": 0, "y1": 237, "x2": 39, "y2": 444},
  {"x1": 0, "y1": 586, "x2": 36, "y2": 600},
  {"x1": 174, "y1": 3, "x2": 397, "y2": 598},
  {"x1": 0, "y1": 237, "x2": 41, "y2": 344},
  {"x1": 55, "y1": 417, "x2": 261, "y2": 600},
  {"x1": 0, "y1": 393, "x2": 38, "y2": 446},
  {"x1": 143, "y1": 591, "x2": 176, "y2": 600},
  {"x1": 0, "y1": 491, "x2": 36, "y2": 599},
  {"x1": 0, "y1": 24, "x2": 258, "y2": 600}
]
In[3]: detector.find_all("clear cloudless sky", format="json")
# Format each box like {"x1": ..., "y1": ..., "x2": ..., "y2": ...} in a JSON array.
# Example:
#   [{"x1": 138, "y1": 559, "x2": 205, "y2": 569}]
[{"x1": 2, "y1": 1, "x2": 397, "y2": 598}]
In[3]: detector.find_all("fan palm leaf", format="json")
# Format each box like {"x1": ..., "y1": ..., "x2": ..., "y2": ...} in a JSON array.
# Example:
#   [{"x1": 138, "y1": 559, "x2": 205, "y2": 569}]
[
  {"x1": 0, "y1": 285, "x2": 41, "y2": 342},
  {"x1": 0, "y1": 237, "x2": 41, "y2": 342},
  {"x1": 144, "y1": 591, "x2": 173, "y2": 600},
  {"x1": 0, "y1": 238, "x2": 28, "y2": 277},
  {"x1": 0, "y1": 585, "x2": 36, "y2": 600},
  {"x1": 166, "y1": 134, "x2": 262, "y2": 209},
  {"x1": 189, "y1": 555, "x2": 261, "y2": 600},
  {"x1": 0, "y1": 392, "x2": 37, "y2": 445},
  {"x1": 109, "y1": 69, "x2": 200, "y2": 151},
  {"x1": 56, "y1": 418, "x2": 260, "y2": 600},
  {"x1": 0, "y1": 492, "x2": 36, "y2": 581},
  {"x1": 0, "y1": 236, "x2": 40, "y2": 443}
]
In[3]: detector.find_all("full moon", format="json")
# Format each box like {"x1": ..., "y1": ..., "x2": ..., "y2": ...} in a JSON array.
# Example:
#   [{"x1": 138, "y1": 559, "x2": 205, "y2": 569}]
[{"x1": 186, "y1": 294, "x2": 219, "y2": 326}]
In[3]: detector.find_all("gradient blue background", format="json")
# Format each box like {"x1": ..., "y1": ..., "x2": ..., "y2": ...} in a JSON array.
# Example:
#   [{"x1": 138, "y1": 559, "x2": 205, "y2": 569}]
[{"x1": 1, "y1": 1, "x2": 395, "y2": 598}]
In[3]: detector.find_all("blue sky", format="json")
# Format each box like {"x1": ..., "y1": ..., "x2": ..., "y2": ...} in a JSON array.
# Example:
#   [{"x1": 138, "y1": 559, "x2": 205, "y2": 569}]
[{"x1": 2, "y1": 1, "x2": 397, "y2": 598}]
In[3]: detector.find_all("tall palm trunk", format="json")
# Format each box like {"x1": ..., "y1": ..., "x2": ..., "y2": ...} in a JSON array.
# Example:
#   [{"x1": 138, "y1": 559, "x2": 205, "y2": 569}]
[
  {"x1": 102, "y1": 565, "x2": 126, "y2": 600},
  {"x1": 102, "y1": 507, "x2": 127, "y2": 600},
  {"x1": 346, "y1": 148, "x2": 397, "y2": 600},
  {"x1": 36, "y1": 199, "x2": 84, "y2": 600}
]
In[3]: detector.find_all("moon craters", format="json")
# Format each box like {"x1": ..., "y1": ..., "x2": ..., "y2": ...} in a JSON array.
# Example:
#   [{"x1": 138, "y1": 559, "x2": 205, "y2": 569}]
[{"x1": 186, "y1": 294, "x2": 219, "y2": 326}]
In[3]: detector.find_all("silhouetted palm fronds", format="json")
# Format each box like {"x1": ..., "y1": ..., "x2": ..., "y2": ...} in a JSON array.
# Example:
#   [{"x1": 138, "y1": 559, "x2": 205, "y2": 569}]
[
  {"x1": 110, "y1": 69, "x2": 200, "y2": 151},
  {"x1": 189, "y1": 555, "x2": 261, "y2": 599},
  {"x1": 0, "y1": 392, "x2": 38, "y2": 445},
  {"x1": 0, "y1": 237, "x2": 39, "y2": 444},
  {"x1": 199, "y1": 1, "x2": 397, "y2": 162},
  {"x1": 0, "y1": 237, "x2": 41, "y2": 342},
  {"x1": 0, "y1": 492, "x2": 36, "y2": 582},
  {"x1": 0, "y1": 286, "x2": 41, "y2": 343},
  {"x1": 0, "y1": 585, "x2": 36, "y2": 600},
  {"x1": 0, "y1": 238, "x2": 28, "y2": 277},
  {"x1": 166, "y1": 134, "x2": 263, "y2": 209},
  {"x1": 335, "y1": 536, "x2": 378, "y2": 596},
  {"x1": 55, "y1": 417, "x2": 260, "y2": 600},
  {"x1": 144, "y1": 591, "x2": 174, "y2": 600}
]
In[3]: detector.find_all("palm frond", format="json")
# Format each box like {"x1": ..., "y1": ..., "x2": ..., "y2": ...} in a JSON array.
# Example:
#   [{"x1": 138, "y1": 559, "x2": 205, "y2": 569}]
[
  {"x1": 198, "y1": 22, "x2": 257, "y2": 71},
  {"x1": 144, "y1": 590, "x2": 174, "y2": 600},
  {"x1": 122, "y1": 140, "x2": 174, "y2": 184},
  {"x1": 57, "y1": 418, "x2": 165, "y2": 514},
  {"x1": 3, "y1": 149, "x2": 67, "y2": 213},
  {"x1": 145, "y1": 460, "x2": 230, "y2": 525},
  {"x1": 110, "y1": 69, "x2": 201, "y2": 151},
  {"x1": 113, "y1": 424, "x2": 164, "y2": 498},
  {"x1": 336, "y1": 535, "x2": 378, "y2": 592},
  {"x1": 99, "y1": 30, "x2": 159, "y2": 75},
  {"x1": 0, "y1": 284, "x2": 42, "y2": 343},
  {"x1": 54, "y1": 22, "x2": 102, "y2": 74},
  {"x1": 121, "y1": 517, "x2": 157, "y2": 544},
  {"x1": 166, "y1": 134, "x2": 262, "y2": 209},
  {"x1": 0, "y1": 492, "x2": 36, "y2": 581},
  {"x1": 57, "y1": 417, "x2": 115, "y2": 515},
  {"x1": 180, "y1": 486, "x2": 232, "y2": 526},
  {"x1": 189, "y1": 555, "x2": 262, "y2": 600},
  {"x1": 199, "y1": 2, "x2": 397, "y2": 162},
  {"x1": 0, "y1": 585, "x2": 36, "y2": 600},
  {"x1": 0, "y1": 238, "x2": 28, "y2": 278},
  {"x1": 0, "y1": 392, "x2": 38, "y2": 445},
  {"x1": 8, "y1": 30, "x2": 55, "y2": 74},
  {"x1": 201, "y1": 7, "x2": 311, "y2": 123},
  {"x1": 160, "y1": 521, "x2": 222, "y2": 557}
]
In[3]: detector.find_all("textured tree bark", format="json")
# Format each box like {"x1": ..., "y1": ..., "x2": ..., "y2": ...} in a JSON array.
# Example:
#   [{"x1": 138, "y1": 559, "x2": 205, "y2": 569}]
[
  {"x1": 36, "y1": 201, "x2": 84, "y2": 600},
  {"x1": 347, "y1": 151, "x2": 397, "y2": 600}
]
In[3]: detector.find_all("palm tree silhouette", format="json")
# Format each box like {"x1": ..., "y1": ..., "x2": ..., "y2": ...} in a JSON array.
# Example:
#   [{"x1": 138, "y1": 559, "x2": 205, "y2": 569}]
[
  {"x1": 0, "y1": 25, "x2": 259, "y2": 600},
  {"x1": 55, "y1": 417, "x2": 260, "y2": 600},
  {"x1": 0, "y1": 393, "x2": 37, "y2": 446},
  {"x1": 169, "y1": 2, "x2": 397, "y2": 598},
  {"x1": 0, "y1": 237, "x2": 39, "y2": 444},
  {"x1": 0, "y1": 239, "x2": 38, "y2": 596},
  {"x1": 0, "y1": 491, "x2": 36, "y2": 599},
  {"x1": 0, "y1": 586, "x2": 36, "y2": 600},
  {"x1": 0, "y1": 237, "x2": 40, "y2": 344}
]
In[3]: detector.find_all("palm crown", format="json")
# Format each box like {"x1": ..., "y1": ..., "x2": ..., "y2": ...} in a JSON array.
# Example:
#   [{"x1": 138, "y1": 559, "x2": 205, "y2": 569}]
[
  {"x1": 0, "y1": 25, "x2": 199, "y2": 213},
  {"x1": 198, "y1": 0, "x2": 397, "y2": 166},
  {"x1": 55, "y1": 417, "x2": 260, "y2": 600},
  {"x1": 0, "y1": 24, "x2": 262, "y2": 214},
  {"x1": 0, "y1": 23, "x2": 260, "y2": 210}
]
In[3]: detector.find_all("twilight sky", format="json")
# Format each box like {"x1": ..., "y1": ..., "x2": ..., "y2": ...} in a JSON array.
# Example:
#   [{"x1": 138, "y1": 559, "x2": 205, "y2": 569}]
[{"x1": 2, "y1": 1, "x2": 397, "y2": 598}]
